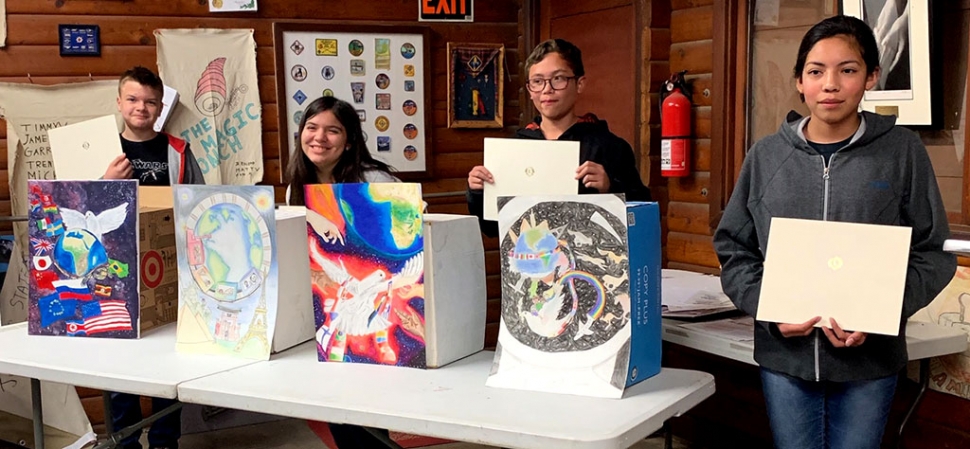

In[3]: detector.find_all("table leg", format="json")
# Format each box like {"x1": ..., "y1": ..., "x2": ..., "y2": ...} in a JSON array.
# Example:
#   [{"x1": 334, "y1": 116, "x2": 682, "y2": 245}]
[
  {"x1": 663, "y1": 421, "x2": 672, "y2": 449},
  {"x1": 30, "y1": 378, "x2": 44, "y2": 449},
  {"x1": 363, "y1": 427, "x2": 404, "y2": 449},
  {"x1": 897, "y1": 358, "x2": 930, "y2": 447},
  {"x1": 93, "y1": 402, "x2": 182, "y2": 449},
  {"x1": 102, "y1": 391, "x2": 114, "y2": 434}
]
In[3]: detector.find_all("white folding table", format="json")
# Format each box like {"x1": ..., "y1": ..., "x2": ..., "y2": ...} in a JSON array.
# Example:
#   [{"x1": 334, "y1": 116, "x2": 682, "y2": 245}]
[
  {"x1": 0, "y1": 322, "x2": 260, "y2": 449},
  {"x1": 662, "y1": 318, "x2": 967, "y2": 441},
  {"x1": 178, "y1": 343, "x2": 716, "y2": 449}
]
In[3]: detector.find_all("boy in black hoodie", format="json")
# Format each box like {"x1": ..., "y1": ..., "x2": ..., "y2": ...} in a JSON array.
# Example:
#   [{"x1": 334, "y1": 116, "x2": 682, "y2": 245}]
[{"x1": 466, "y1": 39, "x2": 650, "y2": 237}]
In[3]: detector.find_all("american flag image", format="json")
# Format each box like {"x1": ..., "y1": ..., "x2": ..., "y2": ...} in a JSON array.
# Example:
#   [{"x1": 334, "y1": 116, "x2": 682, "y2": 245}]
[{"x1": 79, "y1": 300, "x2": 133, "y2": 335}]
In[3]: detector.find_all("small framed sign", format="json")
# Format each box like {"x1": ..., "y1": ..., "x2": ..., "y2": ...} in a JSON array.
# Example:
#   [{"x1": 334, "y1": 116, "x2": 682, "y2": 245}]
[
  {"x1": 419, "y1": 0, "x2": 473, "y2": 22},
  {"x1": 59, "y1": 25, "x2": 101, "y2": 57}
]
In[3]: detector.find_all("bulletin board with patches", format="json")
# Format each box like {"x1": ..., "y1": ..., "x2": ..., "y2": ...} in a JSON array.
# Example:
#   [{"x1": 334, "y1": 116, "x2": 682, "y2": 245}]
[{"x1": 273, "y1": 23, "x2": 433, "y2": 179}]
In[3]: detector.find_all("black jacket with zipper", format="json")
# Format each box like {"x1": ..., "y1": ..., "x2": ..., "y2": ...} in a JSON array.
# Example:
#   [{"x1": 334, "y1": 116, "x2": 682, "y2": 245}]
[
  {"x1": 466, "y1": 114, "x2": 650, "y2": 237},
  {"x1": 713, "y1": 111, "x2": 956, "y2": 382}
]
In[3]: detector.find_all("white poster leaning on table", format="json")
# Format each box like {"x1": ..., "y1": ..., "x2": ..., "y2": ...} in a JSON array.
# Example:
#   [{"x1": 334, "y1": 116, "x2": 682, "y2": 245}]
[{"x1": 487, "y1": 194, "x2": 662, "y2": 399}]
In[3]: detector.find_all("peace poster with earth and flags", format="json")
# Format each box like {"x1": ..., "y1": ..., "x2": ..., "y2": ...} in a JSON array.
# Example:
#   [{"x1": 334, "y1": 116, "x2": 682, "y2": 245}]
[{"x1": 27, "y1": 180, "x2": 139, "y2": 338}]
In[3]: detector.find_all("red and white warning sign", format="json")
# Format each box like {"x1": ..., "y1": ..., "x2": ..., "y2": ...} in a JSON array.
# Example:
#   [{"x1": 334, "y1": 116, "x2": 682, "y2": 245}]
[{"x1": 141, "y1": 250, "x2": 164, "y2": 289}]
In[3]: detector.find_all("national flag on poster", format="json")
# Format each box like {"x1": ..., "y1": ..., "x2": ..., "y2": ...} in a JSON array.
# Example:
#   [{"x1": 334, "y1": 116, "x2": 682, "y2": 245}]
[
  {"x1": 30, "y1": 237, "x2": 54, "y2": 256},
  {"x1": 81, "y1": 300, "x2": 133, "y2": 334},
  {"x1": 38, "y1": 295, "x2": 79, "y2": 327},
  {"x1": 32, "y1": 269, "x2": 59, "y2": 291},
  {"x1": 94, "y1": 284, "x2": 112, "y2": 297},
  {"x1": 37, "y1": 217, "x2": 64, "y2": 237},
  {"x1": 52, "y1": 278, "x2": 94, "y2": 301},
  {"x1": 32, "y1": 255, "x2": 53, "y2": 271},
  {"x1": 65, "y1": 320, "x2": 86, "y2": 336}
]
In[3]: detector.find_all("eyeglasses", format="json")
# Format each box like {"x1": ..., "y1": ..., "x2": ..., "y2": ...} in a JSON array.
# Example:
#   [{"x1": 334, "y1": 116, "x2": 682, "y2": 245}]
[{"x1": 526, "y1": 75, "x2": 578, "y2": 92}]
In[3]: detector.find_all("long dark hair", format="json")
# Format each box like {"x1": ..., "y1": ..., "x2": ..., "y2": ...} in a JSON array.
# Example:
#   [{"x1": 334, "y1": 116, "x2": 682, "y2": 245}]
[{"x1": 286, "y1": 96, "x2": 394, "y2": 205}]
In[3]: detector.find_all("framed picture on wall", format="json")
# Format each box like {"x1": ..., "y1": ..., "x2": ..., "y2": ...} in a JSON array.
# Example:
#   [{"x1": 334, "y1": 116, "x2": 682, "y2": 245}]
[
  {"x1": 842, "y1": 0, "x2": 935, "y2": 126},
  {"x1": 273, "y1": 23, "x2": 433, "y2": 180},
  {"x1": 447, "y1": 43, "x2": 504, "y2": 129}
]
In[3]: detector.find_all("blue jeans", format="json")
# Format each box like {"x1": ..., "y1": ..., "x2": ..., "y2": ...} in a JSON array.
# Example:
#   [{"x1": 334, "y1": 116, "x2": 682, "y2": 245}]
[
  {"x1": 761, "y1": 368, "x2": 897, "y2": 449},
  {"x1": 109, "y1": 393, "x2": 181, "y2": 449}
]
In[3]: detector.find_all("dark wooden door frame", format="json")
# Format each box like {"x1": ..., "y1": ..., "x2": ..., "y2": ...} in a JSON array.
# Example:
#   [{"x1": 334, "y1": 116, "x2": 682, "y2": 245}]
[
  {"x1": 709, "y1": 0, "x2": 748, "y2": 231},
  {"x1": 521, "y1": 0, "x2": 644, "y2": 162}
]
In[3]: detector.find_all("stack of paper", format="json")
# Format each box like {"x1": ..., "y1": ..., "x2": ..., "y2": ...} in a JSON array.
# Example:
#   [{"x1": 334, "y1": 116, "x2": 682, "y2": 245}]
[
  {"x1": 153, "y1": 85, "x2": 180, "y2": 133},
  {"x1": 661, "y1": 269, "x2": 736, "y2": 318},
  {"x1": 679, "y1": 316, "x2": 754, "y2": 343}
]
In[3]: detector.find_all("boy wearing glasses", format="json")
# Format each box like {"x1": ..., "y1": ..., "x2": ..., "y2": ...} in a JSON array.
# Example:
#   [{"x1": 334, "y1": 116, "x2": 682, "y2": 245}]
[{"x1": 466, "y1": 39, "x2": 650, "y2": 237}]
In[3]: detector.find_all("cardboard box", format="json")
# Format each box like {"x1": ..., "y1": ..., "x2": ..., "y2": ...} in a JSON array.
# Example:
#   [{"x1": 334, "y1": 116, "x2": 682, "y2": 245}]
[
  {"x1": 487, "y1": 195, "x2": 662, "y2": 398},
  {"x1": 625, "y1": 201, "x2": 663, "y2": 386},
  {"x1": 423, "y1": 214, "x2": 487, "y2": 368},
  {"x1": 137, "y1": 204, "x2": 178, "y2": 333},
  {"x1": 273, "y1": 206, "x2": 316, "y2": 353}
]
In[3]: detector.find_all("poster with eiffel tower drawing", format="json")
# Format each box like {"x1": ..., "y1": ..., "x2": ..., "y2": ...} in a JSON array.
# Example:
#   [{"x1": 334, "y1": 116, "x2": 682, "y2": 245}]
[
  {"x1": 305, "y1": 183, "x2": 426, "y2": 367},
  {"x1": 173, "y1": 186, "x2": 278, "y2": 360}
]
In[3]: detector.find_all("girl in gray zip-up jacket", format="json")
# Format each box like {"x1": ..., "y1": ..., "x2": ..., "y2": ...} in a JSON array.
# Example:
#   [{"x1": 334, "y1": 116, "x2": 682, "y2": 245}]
[{"x1": 713, "y1": 15, "x2": 956, "y2": 449}]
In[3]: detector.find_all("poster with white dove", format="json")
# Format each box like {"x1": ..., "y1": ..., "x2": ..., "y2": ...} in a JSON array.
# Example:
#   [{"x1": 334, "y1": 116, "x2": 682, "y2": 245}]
[
  {"x1": 305, "y1": 183, "x2": 427, "y2": 367},
  {"x1": 27, "y1": 180, "x2": 139, "y2": 338}
]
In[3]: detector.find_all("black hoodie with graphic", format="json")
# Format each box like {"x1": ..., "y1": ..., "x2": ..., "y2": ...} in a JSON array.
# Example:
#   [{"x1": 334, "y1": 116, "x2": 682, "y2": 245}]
[{"x1": 466, "y1": 114, "x2": 651, "y2": 237}]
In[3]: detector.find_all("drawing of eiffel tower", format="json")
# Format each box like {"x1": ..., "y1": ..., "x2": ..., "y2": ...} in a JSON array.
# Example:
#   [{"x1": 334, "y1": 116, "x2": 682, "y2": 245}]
[{"x1": 235, "y1": 280, "x2": 270, "y2": 353}]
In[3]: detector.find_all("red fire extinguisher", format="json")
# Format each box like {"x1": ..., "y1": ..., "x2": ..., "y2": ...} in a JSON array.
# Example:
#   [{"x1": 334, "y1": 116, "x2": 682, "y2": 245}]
[{"x1": 661, "y1": 70, "x2": 692, "y2": 177}]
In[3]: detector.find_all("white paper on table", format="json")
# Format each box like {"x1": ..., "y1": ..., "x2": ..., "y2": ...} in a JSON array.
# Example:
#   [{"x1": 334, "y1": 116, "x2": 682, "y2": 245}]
[
  {"x1": 680, "y1": 316, "x2": 755, "y2": 343},
  {"x1": 482, "y1": 138, "x2": 579, "y2": 220},
  {"x1": 661, "y1": 269, "x2": 733, "y2": 312},
  {"x1": 153, "y1": 85, "x2": 180, "y2": 133},
  {"x1": 48, "y1": 114, "x2": 123, "y2": 180},
  {"x1": 757, "y1": 218, "x2": 912, "y2": 336}
]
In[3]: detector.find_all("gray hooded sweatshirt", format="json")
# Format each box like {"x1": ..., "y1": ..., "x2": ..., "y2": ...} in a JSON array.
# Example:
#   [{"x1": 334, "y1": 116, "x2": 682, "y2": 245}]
[{"x1": 713, "y1": 111, "x2": 956, "y2": 382}]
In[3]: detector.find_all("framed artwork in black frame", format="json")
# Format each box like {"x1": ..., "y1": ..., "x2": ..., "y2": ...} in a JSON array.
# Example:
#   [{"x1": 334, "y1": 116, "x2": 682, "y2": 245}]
[
  {"x1": 58, "y1": 25, "x2": 101, "y2": 57},
  {"x1": 447, "y1": 42, "x2": 504, "y2": 129}
]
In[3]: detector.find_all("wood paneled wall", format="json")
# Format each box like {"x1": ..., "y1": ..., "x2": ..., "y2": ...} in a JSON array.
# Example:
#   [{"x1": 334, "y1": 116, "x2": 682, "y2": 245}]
[
  {"x1": 0, "y1": 0, "x2": 524, "y2": 430},
  {"x1": 0, "y1": 0, "x2": 523, "y2": 217}
]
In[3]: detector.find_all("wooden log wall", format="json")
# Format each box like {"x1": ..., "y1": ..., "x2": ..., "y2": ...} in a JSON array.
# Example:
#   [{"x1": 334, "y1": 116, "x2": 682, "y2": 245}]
[
  {"x1": 665, "y1": 0, "x2": 717, "y2": 275},
  {"x1": 0, "y1": 0, "x2": 524, "y2": 432}
]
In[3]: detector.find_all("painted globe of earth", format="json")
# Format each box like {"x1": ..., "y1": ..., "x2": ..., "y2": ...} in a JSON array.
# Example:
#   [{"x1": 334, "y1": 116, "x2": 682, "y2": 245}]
[
  {"x1": 54, "y1": 229, "x2": 108, "y2": 277},
  {"x1": 337, "y1": 185, "x2": 423, "y2": 257},
  {"x1": 192, "y1": 203, "x2": 264, "y2": 298}
]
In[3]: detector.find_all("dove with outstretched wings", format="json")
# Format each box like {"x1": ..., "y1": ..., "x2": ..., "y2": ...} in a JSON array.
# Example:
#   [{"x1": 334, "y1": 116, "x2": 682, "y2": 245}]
[
  {"x1": 59, "y1": 202, "x2": 130, "y2": 241},
  {"x1": 388, "y1": 252, "x2": 423, "y2": 292}
]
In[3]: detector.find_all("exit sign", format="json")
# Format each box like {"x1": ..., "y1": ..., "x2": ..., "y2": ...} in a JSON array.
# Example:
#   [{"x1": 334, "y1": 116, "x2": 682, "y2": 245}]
[{"x1": 419, "y1": 0, "x2": 473, "y2": 22}]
